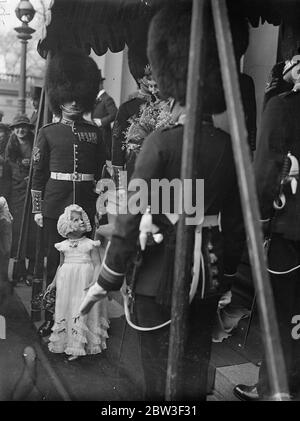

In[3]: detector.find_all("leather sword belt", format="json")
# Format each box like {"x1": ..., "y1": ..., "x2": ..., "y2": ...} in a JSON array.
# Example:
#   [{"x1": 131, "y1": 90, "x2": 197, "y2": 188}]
[{"x1": 50, "y1": 172, "x2": 94, "y2": 182}]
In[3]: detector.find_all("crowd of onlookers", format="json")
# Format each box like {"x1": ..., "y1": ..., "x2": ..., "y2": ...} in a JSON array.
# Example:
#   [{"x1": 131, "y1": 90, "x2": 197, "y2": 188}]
[{"x1": 0, "y1": 89, "x2": 40, "y2": 286}]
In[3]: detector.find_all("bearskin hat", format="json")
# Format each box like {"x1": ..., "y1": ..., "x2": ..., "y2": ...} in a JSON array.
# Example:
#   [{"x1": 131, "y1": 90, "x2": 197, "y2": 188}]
[
  {"x1": 147, "y1": 2, "x2": 249, "y2": 113},
  {"x1": 46, "y1": 49, "x2": 100, "y2": 115},
  {"x1": 128, "y1": 46, "x2": 150, "y2": 85}
]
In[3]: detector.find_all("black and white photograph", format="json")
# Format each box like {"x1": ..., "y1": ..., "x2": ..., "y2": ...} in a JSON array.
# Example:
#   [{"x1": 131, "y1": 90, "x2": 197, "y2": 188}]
[{"x1": 0, "y1": 0, "x2": 299, "y2": 406}]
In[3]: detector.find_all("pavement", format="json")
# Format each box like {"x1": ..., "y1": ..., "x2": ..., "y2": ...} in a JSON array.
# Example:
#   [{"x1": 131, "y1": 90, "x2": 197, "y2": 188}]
[
  {"x1": 1, "y1": 260, "x2": 144, "y2": 402},
  {"x1": 1, "y1": 259, "x2": 263, "y2": 402}
]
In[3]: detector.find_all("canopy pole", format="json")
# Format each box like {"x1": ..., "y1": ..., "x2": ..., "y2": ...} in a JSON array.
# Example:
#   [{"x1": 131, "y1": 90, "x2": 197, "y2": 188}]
[
  {"x1": 165, "y1": 0, "x2": 208, "y2": 401},
  {"x1": 211, "y1": 0, "x2": 290, "y2": 401}
]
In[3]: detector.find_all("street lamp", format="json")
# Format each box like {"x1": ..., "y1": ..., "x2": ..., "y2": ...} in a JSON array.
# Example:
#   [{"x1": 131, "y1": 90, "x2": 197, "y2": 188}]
[{"x1": 14, "y1": 1, "x2": 36, "y2": 115}]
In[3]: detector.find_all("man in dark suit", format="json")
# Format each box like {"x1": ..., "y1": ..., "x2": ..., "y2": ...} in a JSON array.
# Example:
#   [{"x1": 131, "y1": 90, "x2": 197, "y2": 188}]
[
  {"x1": 234, "y1": 55, "x2": 300, "y2": 401},
  {"x1": 32, "y1": 50, "x2": 106, "y2": 337},
  {"x1": 92, "y1": 70, "x2": 117, "y2": 161}
]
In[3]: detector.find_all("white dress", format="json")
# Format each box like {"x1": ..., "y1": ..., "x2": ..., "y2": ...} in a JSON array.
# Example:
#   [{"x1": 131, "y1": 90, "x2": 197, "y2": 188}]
[{"x1": 48, "y1": 237, "x2": 109, "y2": 356}]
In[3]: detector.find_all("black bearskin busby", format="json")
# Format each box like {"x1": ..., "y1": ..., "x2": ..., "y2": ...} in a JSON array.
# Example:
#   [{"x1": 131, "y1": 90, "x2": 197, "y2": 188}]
[
  {"x1": 147, "y1": 2, "x2": 249, "y2": 113},
  {"x1": 128, "y1": 46, "x2": 149, "y2": 85},
  {"x1": 46, "y1": 49, "x2": 100, "y2": 116}
]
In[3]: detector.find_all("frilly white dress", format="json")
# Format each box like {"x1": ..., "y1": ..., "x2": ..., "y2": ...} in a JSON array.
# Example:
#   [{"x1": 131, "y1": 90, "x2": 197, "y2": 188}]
[{"x1": 48, "y1": 237, "x2": 113, "y2": 357}]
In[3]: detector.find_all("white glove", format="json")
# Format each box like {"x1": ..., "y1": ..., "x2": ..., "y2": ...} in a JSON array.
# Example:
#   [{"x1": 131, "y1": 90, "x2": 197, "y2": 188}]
[
  {"x1": 34, "y1": 213, "x2": 43, "y2": 227},
  {"x1": 93, "y1": 118, "x2": 102, "y2": 127},
  {"x1": 79, "y1": 282, "x2": 107, "y2": 315}
]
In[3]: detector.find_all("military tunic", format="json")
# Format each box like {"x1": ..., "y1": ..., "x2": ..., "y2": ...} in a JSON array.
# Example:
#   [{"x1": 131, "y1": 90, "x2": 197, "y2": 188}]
[
  {"x1": 31, "y1": 119, "x2": 106, "y2": 222},
  {"x1": 255, "y1": 90, "x2": 300, "y2": 398}
]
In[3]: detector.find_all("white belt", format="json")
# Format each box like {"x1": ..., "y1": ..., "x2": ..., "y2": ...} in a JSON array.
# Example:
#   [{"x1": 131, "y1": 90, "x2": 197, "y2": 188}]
[
  {"x1": 123, "y1": 213, "x2": 220, "y2": 332},
  {"x1": 50, "y1": 172, "x2": 94, "y2": 182}
]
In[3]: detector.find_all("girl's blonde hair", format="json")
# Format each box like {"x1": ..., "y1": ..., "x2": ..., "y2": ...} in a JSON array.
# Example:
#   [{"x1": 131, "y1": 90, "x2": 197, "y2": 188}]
[{"x1": 57, "y1": 204, "x2": 91, "y2": 238}]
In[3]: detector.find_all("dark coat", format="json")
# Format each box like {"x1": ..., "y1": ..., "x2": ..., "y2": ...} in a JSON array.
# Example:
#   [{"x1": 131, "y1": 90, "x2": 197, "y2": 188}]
[
  {"x1": 111, "y1": 96, "x2": 147, "y2": 167},
  {"x1": 97, "y1": 122, "x2": 245, "y2": 300},
  {"x1": 31, "y1": 119, "x2": 106, "y2": 221},
  {"x1": 92, "y1": 91, "x2": 117, "y2": 160},
  {"x1": 255, "y1": 90, "x2": 300, "y2": 241}
]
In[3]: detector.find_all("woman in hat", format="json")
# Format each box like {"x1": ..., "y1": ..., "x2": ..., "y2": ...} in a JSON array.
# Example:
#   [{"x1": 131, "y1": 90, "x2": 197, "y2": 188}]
[{"x1": 5, "y1": 114, "x2": 36, "y2": 285}]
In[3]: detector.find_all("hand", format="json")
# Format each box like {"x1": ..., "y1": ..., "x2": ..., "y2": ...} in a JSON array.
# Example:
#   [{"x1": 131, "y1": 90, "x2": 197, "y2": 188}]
[
  {"x1": 93, "y1": 118, "x2": 102, "y2": 127},
  {"x1": 265, "y1": 78, "x2": 280, "y2": 94},
  {"x1": 47, "y1": 282, "x2": 56, "y2": 291},
  {"x1": 34, "y1": 213, "x2": 43, "y2": 227},
  {"x1": 79, "y1": 282, "x2": 107, "y2": 315}
]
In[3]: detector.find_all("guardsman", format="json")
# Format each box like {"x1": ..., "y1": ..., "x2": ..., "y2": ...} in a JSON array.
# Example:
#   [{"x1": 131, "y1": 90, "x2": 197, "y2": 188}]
[
  {"x1": 234, "y1": 55, "x2": 300, "y2": 401},
  {"x1": 31, "y1": 50, "x2": 106, "y2": 337},
  {"x1": 80, "y1": 5, "x2": 247, "y2": 401},
  {"x1": 92, "y1": 69, "x2": 117, "y2": 161}
]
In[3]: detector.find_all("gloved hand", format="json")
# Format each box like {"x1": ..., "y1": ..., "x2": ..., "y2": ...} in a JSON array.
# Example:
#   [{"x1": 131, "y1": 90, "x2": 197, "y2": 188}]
[
  {"x1": 79, "y1": 282, "x2": 107, "y2": 315},
  {"x1": 34, "y1": 213, "x2": 43, "y2": 227}
]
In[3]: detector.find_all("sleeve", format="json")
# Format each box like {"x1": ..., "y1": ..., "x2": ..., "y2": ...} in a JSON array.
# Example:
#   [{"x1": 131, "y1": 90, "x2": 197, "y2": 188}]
[
  {"x1": 92, "y1": 240, "x2": 101, "y2": 248},
  {"x1": 111, "y1": 104, "x2": 128, "y2": 167},
  {"x1": 100, "y1": 96, "x2": 118, "y2": 127},
  {"x1": 54, "y1": 241, "x2": 64, "y2": 251},
  {"x1": 240, "y1": 74, "x2": 257, "y2": 152},
  {"x1": 31, "y1": 128, "x2": 50, "y2": 213},
  {"x1": 95, "y1": 129, "x2": 107, "y2": 182},
  {"x1": 254, "y1": 96, "x2": 287, "y2": 221},
  {"x1": 97, "y1": 132, "x2": 165, "y2": 291}
]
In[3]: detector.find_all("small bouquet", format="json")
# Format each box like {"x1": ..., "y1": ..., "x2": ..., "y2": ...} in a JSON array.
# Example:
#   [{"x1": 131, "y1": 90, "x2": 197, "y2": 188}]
[{"x1": 32, "y1": 285, "x2": 56, "y2": 314}]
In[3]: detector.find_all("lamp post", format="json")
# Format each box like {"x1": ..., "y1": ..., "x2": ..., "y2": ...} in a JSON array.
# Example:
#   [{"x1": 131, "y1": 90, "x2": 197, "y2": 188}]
[{"x1": 14, "y1": 1, "x2": 36, "y2": 115}]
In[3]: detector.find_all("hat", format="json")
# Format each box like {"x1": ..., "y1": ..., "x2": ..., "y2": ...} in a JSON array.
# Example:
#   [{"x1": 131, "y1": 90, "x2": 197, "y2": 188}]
[
  {"x1": 99, "y1": 69, "x2": 105, "y2": 81},
  {"x1": 57, "y1": 204, "x2": 91, "y2": 238},
  {"x1": 10, "y1": 114, "x2": 34, "y2": 129},
  {"x1": 30, "y1": 86, "x2": 42, "y2": 100},
  {"x1": 46, "y1": 49, "x2": 100, "y2": 115}
]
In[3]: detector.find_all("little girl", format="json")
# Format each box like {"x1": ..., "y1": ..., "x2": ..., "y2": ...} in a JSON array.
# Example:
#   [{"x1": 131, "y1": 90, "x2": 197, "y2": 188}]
[{"x1": 48, "y1": 204, "x2": 111, "y2": 361}]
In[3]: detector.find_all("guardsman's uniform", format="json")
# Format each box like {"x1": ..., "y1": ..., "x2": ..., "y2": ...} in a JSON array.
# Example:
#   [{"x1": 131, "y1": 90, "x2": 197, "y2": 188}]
[
  {"x1": 31, "y1": 118, "x2": 105, "y2": 222},
  {"x1": 252, "y1": 88, "x2": 300, "y2": 399},
  {"x1": 84, "y1": 120, "x2": 245, "y2": 400}
]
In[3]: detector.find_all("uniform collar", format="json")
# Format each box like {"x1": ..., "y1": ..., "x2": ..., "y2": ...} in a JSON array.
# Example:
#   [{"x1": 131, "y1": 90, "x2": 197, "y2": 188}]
[{"x1": 60, "y1": 117, "x2": 82, "y2": 126}]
